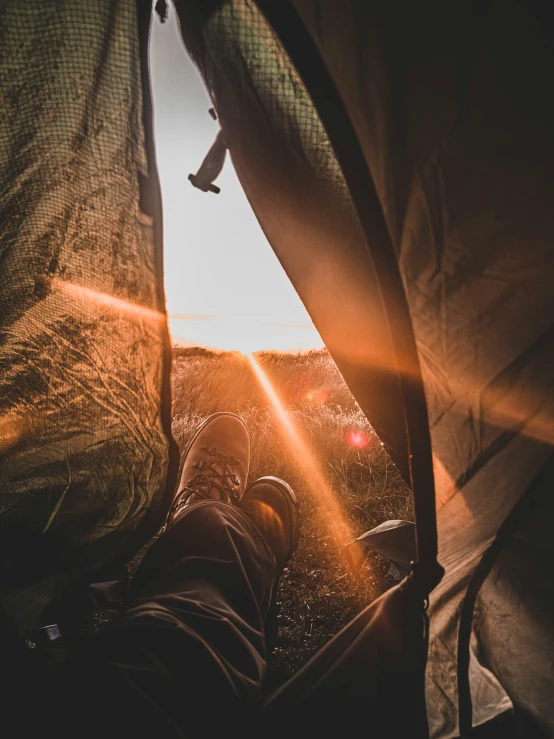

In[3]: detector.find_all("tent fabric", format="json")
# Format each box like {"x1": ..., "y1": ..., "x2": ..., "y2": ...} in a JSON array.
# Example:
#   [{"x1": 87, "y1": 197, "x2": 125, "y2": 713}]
[
  {"x1": 287, "y1": 4, "x2": 554, "y2": 733},
  {"x1": 191, "y1": 0, "x2": 428, "y2": 491},
  {"x1": 0, "y1": 1, "x2": 170, "y2": 634},
  {"x1": 1, "y1": 1, "x2": 553, "y2": 736},
  {"x1": 173, "y1": 0, "x2": 554, "y2": 735}
]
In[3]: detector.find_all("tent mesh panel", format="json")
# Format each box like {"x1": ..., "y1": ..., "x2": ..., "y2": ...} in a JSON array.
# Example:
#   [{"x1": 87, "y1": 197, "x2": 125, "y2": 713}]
[
  {"x1": 0, "y1": 1, "x2": 168, "y2": 633},
  {"x1": 204, "y1": 0, "x2": 355, "y2": 225}
]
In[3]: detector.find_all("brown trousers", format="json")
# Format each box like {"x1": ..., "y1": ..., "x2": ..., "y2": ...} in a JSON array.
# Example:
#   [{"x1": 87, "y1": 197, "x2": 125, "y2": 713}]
[{"x1": 22, "y1": 500, "x2": 428, "y2": 738}]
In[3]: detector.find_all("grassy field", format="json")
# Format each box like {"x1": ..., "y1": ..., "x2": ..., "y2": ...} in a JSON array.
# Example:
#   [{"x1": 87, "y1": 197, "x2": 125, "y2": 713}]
[{"x1": 171, "y1": 346, "x2": 413, "y2": 685}]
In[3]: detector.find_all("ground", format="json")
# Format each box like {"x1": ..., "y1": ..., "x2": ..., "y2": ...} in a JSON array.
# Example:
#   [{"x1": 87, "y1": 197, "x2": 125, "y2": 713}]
[{"x1": 171, "y1": 346, "x2": 413, "y2": 685}]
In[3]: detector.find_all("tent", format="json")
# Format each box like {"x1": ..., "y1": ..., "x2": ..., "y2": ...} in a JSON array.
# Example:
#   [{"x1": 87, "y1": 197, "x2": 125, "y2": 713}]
[
  {"x1": 1, "y1": 1, "x2": 553, "y2": 736},
  {"x1": 0, "y1": 0, "x2": 179, "y2": 634}
]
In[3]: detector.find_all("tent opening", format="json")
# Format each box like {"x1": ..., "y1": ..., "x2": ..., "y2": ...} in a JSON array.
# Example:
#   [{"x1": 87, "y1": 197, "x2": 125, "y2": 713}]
[{"x1": 150, "y1": 4, "x2": 322, "y2": 355}]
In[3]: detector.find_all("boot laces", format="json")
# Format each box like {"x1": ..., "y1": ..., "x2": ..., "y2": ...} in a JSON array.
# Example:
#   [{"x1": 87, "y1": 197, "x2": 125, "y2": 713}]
[{"x1": 168, "y1": 445, "x2": 242, "y2": 521}]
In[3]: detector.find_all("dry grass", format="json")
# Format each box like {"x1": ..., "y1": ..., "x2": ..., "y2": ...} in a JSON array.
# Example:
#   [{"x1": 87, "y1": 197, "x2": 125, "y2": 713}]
[{"x1": 171, "y1": 346, "x2": 413, "y2": 685}]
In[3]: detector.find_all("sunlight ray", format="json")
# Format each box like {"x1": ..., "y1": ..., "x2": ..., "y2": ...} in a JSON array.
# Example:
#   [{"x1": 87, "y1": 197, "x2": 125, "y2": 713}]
[
  {"x1": 247, "y1": 353, "x2": 366, "y2": 570},
  {"x1": 0, "y1": 414, "x2": 29, "y2": 454},
  {"x1": 50, "y1": 278, "x2": 166, "y2": 325}
]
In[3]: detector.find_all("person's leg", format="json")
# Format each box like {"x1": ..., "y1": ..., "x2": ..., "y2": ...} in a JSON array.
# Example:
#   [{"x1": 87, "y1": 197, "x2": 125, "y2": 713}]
[
  {"x1": 53, "y1": 415, "x2": 299, "y2": 739},
  {"x1": 62, "y1": 500, "x2": 275, "y2": 739}
]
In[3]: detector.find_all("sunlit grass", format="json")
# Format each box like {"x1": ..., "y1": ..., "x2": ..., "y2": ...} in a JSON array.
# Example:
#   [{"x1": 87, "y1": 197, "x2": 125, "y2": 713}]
[
  {"x1": 172, "y1": 346, "x2": 413, "y2": 682},
  {"x1": 247, "y1": 353, "x2": 360, "y2": 552}
]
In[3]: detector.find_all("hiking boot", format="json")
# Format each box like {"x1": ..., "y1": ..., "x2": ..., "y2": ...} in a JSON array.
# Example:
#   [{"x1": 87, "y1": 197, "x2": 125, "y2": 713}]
[
  {"x1": 240, "y1": 477, "x2": 299, "y2": 645},
  {"x1": 239, "y1": 476, "x2": 300, "y2": 582},
  {"x1": 167, "y1": 412, "x2": 250, "y2": 526}
]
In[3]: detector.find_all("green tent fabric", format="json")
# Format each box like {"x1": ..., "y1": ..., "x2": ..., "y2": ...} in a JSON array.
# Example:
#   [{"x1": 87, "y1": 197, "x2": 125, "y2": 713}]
[
  {"x1": 172, "y1": 0, "x2": 554, "y2": 735},
  {"x1": 1, "y1": 1, "x2": 553, "y2": 737},
  {"x1": 0, "y1": 1, "x2": 175, "y2": 634}
]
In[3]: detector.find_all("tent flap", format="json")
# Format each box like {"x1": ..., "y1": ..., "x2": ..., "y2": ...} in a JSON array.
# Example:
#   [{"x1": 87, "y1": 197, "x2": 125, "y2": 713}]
[
  {"x1": 174, "y1": 0, "x2": 554, "y2": 733},
  {"x1": 0, "y1": 0, "x2": 170, "y2": 634}
]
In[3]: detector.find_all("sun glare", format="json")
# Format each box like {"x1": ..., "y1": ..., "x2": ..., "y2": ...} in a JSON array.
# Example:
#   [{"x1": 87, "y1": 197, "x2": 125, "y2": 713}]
[
  {"x1": 0, "y1": 414, "x2": 29, "y2": 454},
  {"x1": 348, "y1": 431, "x2": 368, "y2": 449},
  {"x1": 51, "y1": 279, "x2": 165, "y2": 327},
  {"x1": 169, "y1": 315, "x2": 314, "y2": 356},
  {"x1": 247, "y1": 354, "x2": 365, "y2": 569}
]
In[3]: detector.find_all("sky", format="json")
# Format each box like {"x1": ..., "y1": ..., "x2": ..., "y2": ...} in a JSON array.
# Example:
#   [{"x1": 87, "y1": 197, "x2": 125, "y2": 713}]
[{"x1": 149, "y1": 3, "x2": 323, "y2": 353}]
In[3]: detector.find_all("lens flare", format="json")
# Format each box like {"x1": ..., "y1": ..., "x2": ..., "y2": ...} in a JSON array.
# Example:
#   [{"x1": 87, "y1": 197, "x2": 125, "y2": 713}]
[
  {"x1": 348, "y1": 430, "x2": 368, "y2": 449},
  {"x1": 0, "y1": 414, "x2": 29, "y2": 454},
  {"x1": 247, "y1": 353, "x2": 365, "y2": 570},
  {"x1": 50, "y1": 278, "x2": 166, "y2": 326},
  {"x1": 305, "y1": 388, "x2": 329, "y2": 405}
]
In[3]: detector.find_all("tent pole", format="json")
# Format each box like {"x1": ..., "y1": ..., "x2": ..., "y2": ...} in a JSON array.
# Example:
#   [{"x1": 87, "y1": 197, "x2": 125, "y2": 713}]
[{"x1": 133, "y1": 0, "x2": 181, "y2": 541}]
